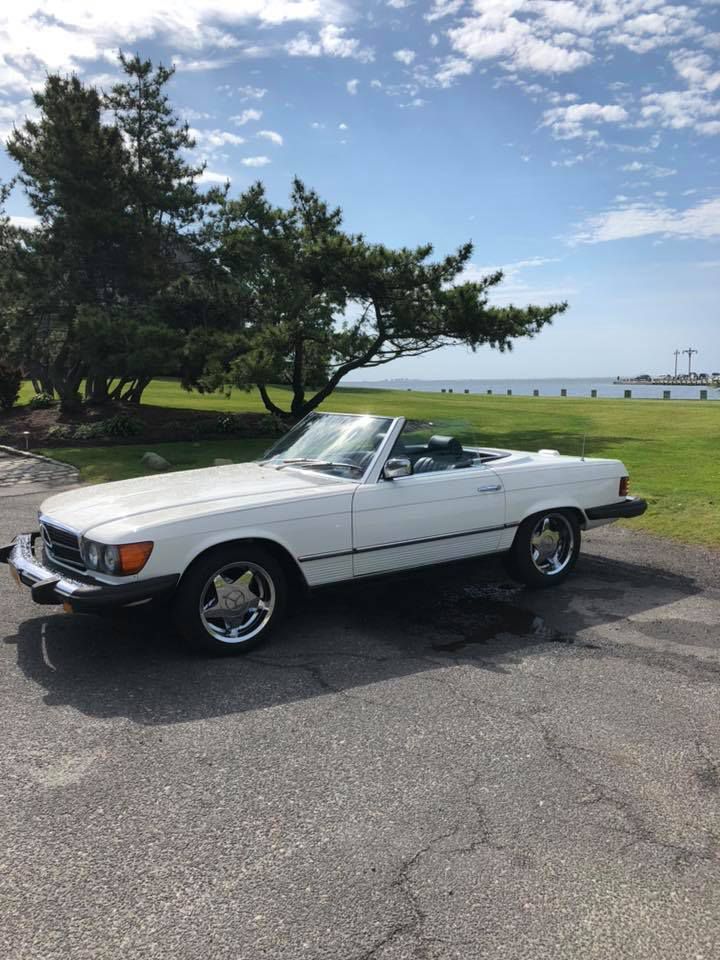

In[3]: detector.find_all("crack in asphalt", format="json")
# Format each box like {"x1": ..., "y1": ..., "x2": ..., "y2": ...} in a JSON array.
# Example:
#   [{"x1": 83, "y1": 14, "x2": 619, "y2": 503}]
[
  {"x1": 538, "y1": 725, "x2": 720, "y2": 867},
  {"x1": 695, "y1": 741, "x2": 720, "y2": 794},
  {"x1": 354, "y1": 766, "x2": 497, "y2": 960}
]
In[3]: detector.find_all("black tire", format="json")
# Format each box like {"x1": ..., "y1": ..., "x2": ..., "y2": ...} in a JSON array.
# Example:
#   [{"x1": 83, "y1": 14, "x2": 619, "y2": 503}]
[
  {"x1": 505, "y1": 510, "x2": 581, "y2": 588},
  {"x1": 173, "y1": 544, "x2": 287, "y2": 655}
]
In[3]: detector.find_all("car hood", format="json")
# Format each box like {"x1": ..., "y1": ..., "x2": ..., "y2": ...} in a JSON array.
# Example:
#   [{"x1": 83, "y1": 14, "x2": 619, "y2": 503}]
[{"x1": 40, "y1": 462, "x2": 350, "y2": 536}]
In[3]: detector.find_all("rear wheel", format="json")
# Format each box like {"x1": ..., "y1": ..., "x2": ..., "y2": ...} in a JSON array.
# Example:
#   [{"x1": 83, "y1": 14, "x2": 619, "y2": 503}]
[
  {"x1": 173, "y1": 544, "x2": 287, "y2": 654},
  {"x1": 505, "y1": 510, "x2": 581, "y2": 588}
]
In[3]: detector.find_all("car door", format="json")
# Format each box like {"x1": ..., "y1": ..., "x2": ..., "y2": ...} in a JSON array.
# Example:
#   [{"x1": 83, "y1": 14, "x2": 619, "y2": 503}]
[{"x1": 351, "y1": 461, "x2": 506, "y2": 578}]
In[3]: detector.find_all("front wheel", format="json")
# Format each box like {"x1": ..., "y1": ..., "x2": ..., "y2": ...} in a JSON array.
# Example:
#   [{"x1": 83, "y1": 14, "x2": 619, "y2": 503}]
[
  {"x1": 505, "y1": 510, "x2": 581, "y2": 588},
  {"x1": 173, "y1": 544, "x2": 287, "y2": 654}
]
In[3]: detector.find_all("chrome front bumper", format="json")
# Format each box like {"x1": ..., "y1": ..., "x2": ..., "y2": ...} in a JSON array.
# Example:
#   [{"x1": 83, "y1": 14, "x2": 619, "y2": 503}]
[{"x1": 1, "y1": 533, "x2": 178, "y2": 610}]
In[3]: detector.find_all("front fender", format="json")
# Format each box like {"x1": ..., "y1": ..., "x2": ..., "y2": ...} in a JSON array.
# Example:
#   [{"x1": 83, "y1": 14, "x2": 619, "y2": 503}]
[{"x1": 148, "y1": 526, "x2": 308, "y2": 581}]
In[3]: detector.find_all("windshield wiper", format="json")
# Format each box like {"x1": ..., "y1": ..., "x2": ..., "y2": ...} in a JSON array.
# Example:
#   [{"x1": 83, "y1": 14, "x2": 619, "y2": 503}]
[{"x1": 271, "y1": 458, "x2": 364, "y2": 475}]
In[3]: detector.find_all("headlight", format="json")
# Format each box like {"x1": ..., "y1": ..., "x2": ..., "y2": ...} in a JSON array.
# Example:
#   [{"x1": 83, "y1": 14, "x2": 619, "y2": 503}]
[
  {"x1": 103, "y1": 545, "x2": 120, "y2": 574},
  {"x1": 81, "y1": 539, "x2": 153, "y2": 575},
  {"x1": 86, "y1": 541, "x2": 100, "y2": 570}
]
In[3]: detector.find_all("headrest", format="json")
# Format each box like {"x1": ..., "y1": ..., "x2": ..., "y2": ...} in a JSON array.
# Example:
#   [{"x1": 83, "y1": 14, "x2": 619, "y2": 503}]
[{"x1": 427, "y1": 435, "x2": 463, "y2": 455}]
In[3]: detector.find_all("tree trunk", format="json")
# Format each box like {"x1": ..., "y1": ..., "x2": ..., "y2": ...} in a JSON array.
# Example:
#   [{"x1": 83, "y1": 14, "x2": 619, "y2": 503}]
[
  {"x1": 256, "y1": 383, "x2": 287, "y2": 418},
  {"x1": 109, "y1": 378, "x2": 131, "y2": 401},
  {"x1": 290, "y1": 333, "x2": 305, "y2": 417},
  {"x1": 122, "y1": 376, "x2": 151, "y2": 404},
  {"x1": 25, "y1": 363, "x2": 55, "y2": 397},
  {"x1": 85, "y1": 375, "x2": 111, "y2": 404},
  {"x1": 56, "y1": 365, "x2": 84, "y2": 413},
  {"x1": 297, "y1": 331, "x2": 387, "y2": 418}
]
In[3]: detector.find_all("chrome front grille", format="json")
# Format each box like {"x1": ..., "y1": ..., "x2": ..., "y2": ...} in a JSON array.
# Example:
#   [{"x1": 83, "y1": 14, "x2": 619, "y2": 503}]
[{"x1": 41, "y1": 522, "x2": 85, "y2": 571}]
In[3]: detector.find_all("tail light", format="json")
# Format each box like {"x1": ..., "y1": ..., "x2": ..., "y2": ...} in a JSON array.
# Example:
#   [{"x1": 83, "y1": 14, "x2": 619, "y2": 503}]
[{"x1": 619, "y1": 476, "x2": 629, "y2": 497}]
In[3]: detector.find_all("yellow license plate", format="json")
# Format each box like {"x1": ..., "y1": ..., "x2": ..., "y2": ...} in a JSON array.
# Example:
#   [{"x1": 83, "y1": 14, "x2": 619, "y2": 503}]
[{"x1": 9, "y1": 563, "x2": 21, "y2": 587}]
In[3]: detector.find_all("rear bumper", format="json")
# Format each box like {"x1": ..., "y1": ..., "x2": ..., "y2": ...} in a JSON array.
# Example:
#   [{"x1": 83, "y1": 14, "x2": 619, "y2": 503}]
[
  {"x1": 585, "y1": 497, "x2": 648, "y2": 521},
  {"x1": 1, "y1": 532, "x2": 178, "y2": 612}
]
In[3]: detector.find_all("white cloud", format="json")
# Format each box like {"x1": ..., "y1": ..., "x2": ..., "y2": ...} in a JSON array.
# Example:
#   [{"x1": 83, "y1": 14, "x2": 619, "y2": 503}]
[
  {"x1": 286, "y1": 24, "x2": 374, "y2": 62},
  {"x1": 0, "y1": 97, "x2": 36, "y2": 143},
  {"x1": 435, "y1": 57, "x2": 474, "y2": 88},
  {"x1": 285, "y1": 33, "x2": 321, "y2": 56},
  {"x1": 86, "y1": 71, "x2": 122, "y2": 88},
  {"x1": 429, "y1": 33, "x2": 440, "y2": 47},
  {"x1": 542, "y1": 101, "x2": 628, "y2": 139},
  {"x1": 347, "y1": 78, "x2": 360, "y2": 95},
  {"x1": 338, "y1": 122, "x2": 348, "y2": 129},
  {"x1": 181, "y1": 107, "x2": 215, "y2": 121},
  {"x1": 640, "y1": 50, "x2": 720, "y2": 135},
  {"x1": 620, "y1": 161, "x2": 677, "y2": 178},
  {"x1": 394, "y1": 49, "x2": 416, "y2": 65},
  {"x1": 462, "y1": 256, "x2": 569, "y2": 305},
  {"x1": 465, "y1": 256, "x2": 559, "y2": 281},
  {"x1": 236, "y1": 84, "x2": 267, "y2": 99},
  {"x1": 231, "y1": 108, "x2": 263, "y2": 125},
  {"x1": 387, "y1": 0, "x2": 411, "y2": 7},
  {"x1": 425, "y1": 0, "x2": 464, "y2": 22},
  {"x1": 8, "y1": 214, "x2": 39, "y2": 229},
  {"x1": 0, "y1": 3, "x2": 350, "y2": 92},
  {"x1": 609, "y1": 7, "x2": 703, "y2": 55},
  {"x1": 641, "y1": 89, "x2": 720, "y2": 132},
  {"x1": 257, "y1": 129, "x2": 283, "y2": 144},
  {"x1": 172, "y1": 56, "x2": 235, "y2": 72},
  {"x1": 432, "y1": 1, "x2": 709, "y2": 89},
  {"x1": 189, "y1": 128, "x2": 245, "y2": 149},
  {"x1": 672, "y1": 50, "x2": 720, "y2": 92},
  {"x1": 241, "y1": 155, "x2": 271, "y2": 166},
  {"x1": 572, "y1": 197, "x2": 720, "y2": 243},
  {"x1": 551, "y1": 154, "x2": 586, "y2": 167},
  {"x1": 448, "y1": 7, "x2": 593, "y2": 76},
  {"x1": 198, "y1": 169, "x2": 231, "y2": 183}
]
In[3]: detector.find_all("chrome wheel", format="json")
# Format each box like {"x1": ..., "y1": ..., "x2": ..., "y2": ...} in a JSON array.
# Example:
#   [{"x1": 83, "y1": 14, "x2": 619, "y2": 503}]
[
  {"x1": 199, "y1": 562, "x2": 276, "y2": 644},
  {"x1": 530, "y1": 513, "x2": 575, "y2": 576}
]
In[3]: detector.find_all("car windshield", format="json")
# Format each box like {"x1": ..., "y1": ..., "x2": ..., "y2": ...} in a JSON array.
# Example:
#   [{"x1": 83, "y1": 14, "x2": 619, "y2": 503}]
[{"x1": 260, "y1": 413, "x2": 393, "y2": 478}]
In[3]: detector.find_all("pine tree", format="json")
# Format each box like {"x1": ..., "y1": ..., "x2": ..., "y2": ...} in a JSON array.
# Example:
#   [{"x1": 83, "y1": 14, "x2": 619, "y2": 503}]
[
  {"x1": 5, "y1": 76, "x2": 132, "y2": 409},
  {"x1": 204, "y1": 179, "x2": 568, "y2": 419}
]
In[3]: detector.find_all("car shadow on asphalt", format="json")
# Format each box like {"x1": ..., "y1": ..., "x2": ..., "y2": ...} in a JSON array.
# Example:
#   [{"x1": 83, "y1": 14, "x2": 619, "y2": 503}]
[{"x1": 4, "y1": 552, "x2": 701, "y2": 725}]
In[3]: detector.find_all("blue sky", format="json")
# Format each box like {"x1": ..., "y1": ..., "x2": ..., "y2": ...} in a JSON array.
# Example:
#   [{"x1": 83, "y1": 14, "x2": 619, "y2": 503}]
[{"x1": 1, "y1": 1, "x2": 719, "y2": 379}]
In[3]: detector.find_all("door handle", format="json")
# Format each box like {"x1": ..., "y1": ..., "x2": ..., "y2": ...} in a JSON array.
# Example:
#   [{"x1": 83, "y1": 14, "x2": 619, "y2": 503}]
[{"x1": 478, "y1": 484, "x2": 502, "y2": 493}]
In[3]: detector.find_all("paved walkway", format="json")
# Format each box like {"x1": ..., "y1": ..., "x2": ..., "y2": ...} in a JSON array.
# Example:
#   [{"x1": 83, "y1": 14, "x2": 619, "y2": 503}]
[{"x1": 0, "y1": 449, "x2": 79, "y2": 488}]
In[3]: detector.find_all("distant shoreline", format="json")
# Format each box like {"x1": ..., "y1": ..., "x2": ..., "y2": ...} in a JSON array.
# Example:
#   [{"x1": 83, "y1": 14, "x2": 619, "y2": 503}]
[{"x1": 343, "y1": 376, "x2": 719, "y2": 401}]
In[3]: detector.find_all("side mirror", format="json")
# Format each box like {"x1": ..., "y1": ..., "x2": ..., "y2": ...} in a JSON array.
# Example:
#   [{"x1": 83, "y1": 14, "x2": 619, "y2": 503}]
[{"x1": 383, "y1": 457, "x2": 412, "y2": 480}]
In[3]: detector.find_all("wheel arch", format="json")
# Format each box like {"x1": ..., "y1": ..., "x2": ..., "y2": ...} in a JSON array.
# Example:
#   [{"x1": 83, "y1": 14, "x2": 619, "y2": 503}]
[
  {"x1": 178, "y1": 535, "x2": 309, "y2": 597},
  {"x1": 513, "y1": 501, "x2": 587, "y2": 531}
]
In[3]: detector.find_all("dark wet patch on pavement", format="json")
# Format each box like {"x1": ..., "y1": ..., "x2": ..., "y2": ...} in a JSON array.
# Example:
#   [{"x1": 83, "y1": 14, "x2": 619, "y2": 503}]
[
  {"x1": 355, "y1": 575, "x2": 594, "y2": 654},
  {"x1": 430, "y1": 599, "x2": 571, "y2": 652}
]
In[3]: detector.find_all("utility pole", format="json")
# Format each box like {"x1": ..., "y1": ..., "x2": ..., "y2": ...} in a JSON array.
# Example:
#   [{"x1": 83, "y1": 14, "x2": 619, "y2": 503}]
[
  {"x1": 673, "y1": 349, "x2": 681, "y2": 377},
  {"x1": 683, "y1": 347, "x2": 698, "y2": 376}
]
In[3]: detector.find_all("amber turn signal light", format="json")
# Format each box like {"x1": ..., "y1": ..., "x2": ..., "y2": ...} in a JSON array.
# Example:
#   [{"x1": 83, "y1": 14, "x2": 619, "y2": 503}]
[
  {"x1": 619, "y1": 476, "x2": 630, "y2": 497},
  {"x1": 118, "y1": 541, "x2": 154, "y2": 575}
]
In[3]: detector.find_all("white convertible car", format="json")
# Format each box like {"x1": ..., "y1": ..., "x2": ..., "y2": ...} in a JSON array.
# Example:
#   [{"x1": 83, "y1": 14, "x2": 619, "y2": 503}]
[{"x1": 2, "y1": 412, "x2": 646, "y2": 653}]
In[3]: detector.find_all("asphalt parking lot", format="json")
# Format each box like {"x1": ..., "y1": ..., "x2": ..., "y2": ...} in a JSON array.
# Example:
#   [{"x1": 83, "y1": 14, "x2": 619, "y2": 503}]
[{"x1": 1, "y1": 484, "x2": 719, "y2": 960}]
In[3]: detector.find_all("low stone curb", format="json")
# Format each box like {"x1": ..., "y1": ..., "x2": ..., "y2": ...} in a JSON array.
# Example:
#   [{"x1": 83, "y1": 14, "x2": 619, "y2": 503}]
[
  {"x1": 0, "y1": 444, "x2": 80, "y2": 491},
  {"x1": 0, "y1": 443, "x2": 77, "y2": 471}
]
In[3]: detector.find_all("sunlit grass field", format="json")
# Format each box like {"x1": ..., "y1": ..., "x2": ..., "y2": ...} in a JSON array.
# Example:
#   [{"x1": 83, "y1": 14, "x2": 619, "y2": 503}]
[{"x1": 29, "y1": 378, "x2": 720, "y2": 546}]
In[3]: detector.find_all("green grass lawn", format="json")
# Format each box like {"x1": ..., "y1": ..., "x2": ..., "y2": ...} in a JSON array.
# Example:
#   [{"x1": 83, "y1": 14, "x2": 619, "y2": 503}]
[{"x1": 30, "y1": 378, "x2": 720, "y2": 546}]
